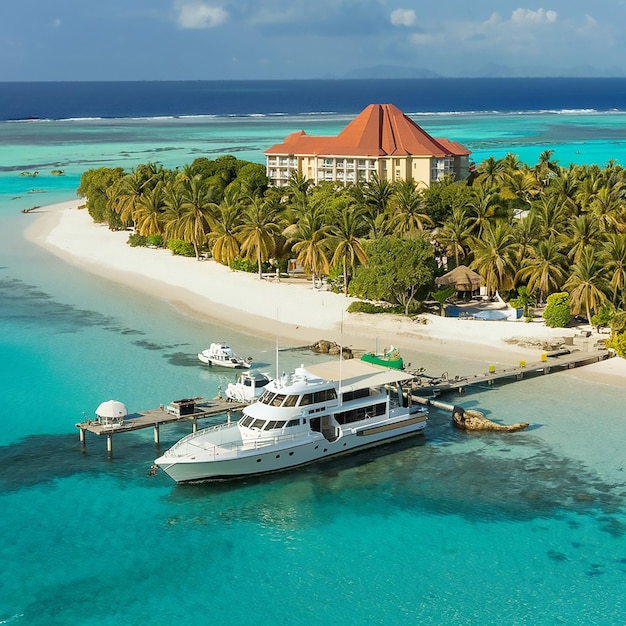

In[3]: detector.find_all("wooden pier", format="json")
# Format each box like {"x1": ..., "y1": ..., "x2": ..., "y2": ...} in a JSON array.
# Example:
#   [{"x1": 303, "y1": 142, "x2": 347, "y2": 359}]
[
  {"x1": 76, "y1": 341, "x2": 612, "y2": 456},
  {"x1": 76, "y1": 397, "x2": 246, "y2": 454},
  {"x1": 410, "y1": 345, "x2": 613, "y2": 397}
]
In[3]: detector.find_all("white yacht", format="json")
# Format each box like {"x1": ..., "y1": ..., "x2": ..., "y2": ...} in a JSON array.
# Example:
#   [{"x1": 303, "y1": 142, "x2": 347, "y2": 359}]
[
  {"x1": 154, "y1": 359, "x2": 427, "y2": 483},
  {"x1": 225, "y1": 370, "x2": 272, "y2": 403},
  {"x1": 198, "y1": 342, "x2": 251, "y2": 369}
]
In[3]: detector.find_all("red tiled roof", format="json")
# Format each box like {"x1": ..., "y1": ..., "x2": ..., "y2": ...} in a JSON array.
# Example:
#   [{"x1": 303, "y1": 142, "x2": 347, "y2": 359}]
[{"x1": 265, "y1": 104, "x2": 470, "y2": 158}]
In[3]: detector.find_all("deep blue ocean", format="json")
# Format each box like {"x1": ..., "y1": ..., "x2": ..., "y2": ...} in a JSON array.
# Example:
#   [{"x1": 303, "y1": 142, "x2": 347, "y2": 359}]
[{"x1": 1, "y1": 80, "x2": 626, "y2": 625}]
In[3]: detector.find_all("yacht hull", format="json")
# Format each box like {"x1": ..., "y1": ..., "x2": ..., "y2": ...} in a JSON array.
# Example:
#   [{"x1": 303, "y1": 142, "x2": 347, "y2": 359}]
[{"x1": 155, "y1": 412, "x2": 426, "y2": 483}]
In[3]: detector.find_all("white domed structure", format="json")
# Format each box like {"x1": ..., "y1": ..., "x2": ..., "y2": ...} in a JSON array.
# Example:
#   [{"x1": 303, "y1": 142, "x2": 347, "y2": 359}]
[{"x1": 95, "y1": 400, "x2": 128, "y2": 425}]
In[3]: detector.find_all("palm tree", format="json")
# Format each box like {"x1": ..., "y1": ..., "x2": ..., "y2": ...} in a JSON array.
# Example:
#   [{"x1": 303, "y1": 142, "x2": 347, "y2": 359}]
[
  {"x1": 590, "y1": 183, "x2": 626, "y2": 233},
  {"x1": 563, "y1": 246, "x2": 609, "y2": 322},
  {"x1": 534, "y1": 149, "x2": 560, "y2": 186},
  {"x1": 208, "y1": 188, "x2": 243, "y2": 265},
  {"x1": 512, "y1": 211, "x2": 541, "y2": 265},
  {"x1": 389, "y1": 179, "x2": 433, "y2": 237},
  {"x1": 362, "y1": 173, "x2": 394, "y2": 218},
  {"x1": 162, "y1": 183, "x2": 187, "y2": 243},
  {"x1": 470, "y1": 221, "x2": 519, "y2": 295},
  {"x1": 109, "y1": 169, "x2": 146, "y2": 229},
  {"x1": 239, "y1": 195, "x2": 283, "y2": 279},
  {"x1": 476, "y1": 156, "x2": 507, "y2": 190},
  {"x1": 435, "y1": 207, "x2": 472, "y2": 267},
  {"x1": 284, "y1": 171, "x2": 312, "y2": 218},
  {"x1": 603, "y1": 233, "x2": 626, "y2": 306},
  {"x1": 180, "y1": 174, "x2": 215, "y2": 260},
  {"x1": 563, "y1": 213, "x2": 603, "y2": 264},
  {"x1": 134, "y1": 183, "x2": 166, "y2": 236},
  {"x1": 283, "y1": 206, "x2": 331, "y2": 287},
  {"x1": 328, "y1": 204, "x2": 369, "y2": 295},
  {"x1": 516, "y1": 236, "x2": 567, "y2": 303},
  {"x1": 533, "y1": 193, "x2": 566, "y2": 240},
  {"x1": 465, "y1": 182, "x2": 502, "y2": 238}
]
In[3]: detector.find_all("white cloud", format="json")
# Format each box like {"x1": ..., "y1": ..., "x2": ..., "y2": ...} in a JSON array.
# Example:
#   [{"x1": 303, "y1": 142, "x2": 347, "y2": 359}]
[
  {"x1": 175, "y1": 1, "x2": 229, "y2": 29},
  {"x1": 390, "y1": 8, "x2": 416, "y2": 27},
  {"x1": 510, "y1": 8, "x2": 558, "y2": 25}
]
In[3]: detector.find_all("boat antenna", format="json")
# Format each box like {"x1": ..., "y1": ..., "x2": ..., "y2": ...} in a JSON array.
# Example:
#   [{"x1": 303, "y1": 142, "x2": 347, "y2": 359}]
[
  {"x1": 338, "y1": 309, "x2": 343, "y2": 405},
  {"x1": 275, "y1": 308, "x2": 280, "y2": 384}
]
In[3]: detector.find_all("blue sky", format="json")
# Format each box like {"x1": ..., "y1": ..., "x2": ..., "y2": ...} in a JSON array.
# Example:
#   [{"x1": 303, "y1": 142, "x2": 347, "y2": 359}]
[{"x1": 1, "y1": 1, "x2": 624, "y2": 81}]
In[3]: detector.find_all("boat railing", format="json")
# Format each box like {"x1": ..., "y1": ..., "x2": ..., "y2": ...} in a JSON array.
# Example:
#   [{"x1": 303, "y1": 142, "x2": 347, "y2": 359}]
[
  {"x1": 168, "y1": 427, "x2": 319, "y2": 458},
  {"x1": 167, "y1": 421, "x2": 232, "y2": 452}
]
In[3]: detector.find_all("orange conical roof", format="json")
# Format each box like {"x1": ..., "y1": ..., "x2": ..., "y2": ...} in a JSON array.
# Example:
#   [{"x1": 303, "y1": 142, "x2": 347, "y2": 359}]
[{"x1": 265, "y1": 104, "x2": 470, "y2": 157}]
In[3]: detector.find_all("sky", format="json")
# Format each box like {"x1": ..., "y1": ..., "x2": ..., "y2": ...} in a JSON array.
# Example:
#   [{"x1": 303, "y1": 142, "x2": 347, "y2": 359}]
[{"x1": 1, "y1": 1, "x2": 625, "y2": 81}]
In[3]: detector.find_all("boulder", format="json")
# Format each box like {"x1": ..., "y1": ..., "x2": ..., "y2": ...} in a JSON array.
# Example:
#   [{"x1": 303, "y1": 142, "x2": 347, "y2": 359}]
[
  {"x1": 452, "y1": 407, "x2": 529, "y2": 432},
  {"x1": 310, "y1": 340, "x2": 353, "y2": 359}
]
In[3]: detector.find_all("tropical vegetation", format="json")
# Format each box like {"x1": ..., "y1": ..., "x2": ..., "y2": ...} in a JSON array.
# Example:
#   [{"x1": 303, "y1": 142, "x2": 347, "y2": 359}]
[{"x1": 77, "y1": 149, "x2": 626, "y2": 353}]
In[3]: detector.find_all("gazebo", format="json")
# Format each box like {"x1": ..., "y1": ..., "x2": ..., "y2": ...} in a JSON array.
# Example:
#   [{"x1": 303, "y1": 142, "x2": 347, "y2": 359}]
[
  {"x1": 435, "y1": 265, "x2": 483, "y2": 296},
  {"x1": 95, "y1": 400, "x2": 128, "y2": 426}
]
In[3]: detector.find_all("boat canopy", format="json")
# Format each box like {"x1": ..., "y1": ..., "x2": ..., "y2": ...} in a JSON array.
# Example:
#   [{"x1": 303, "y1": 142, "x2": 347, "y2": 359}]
[{"x1": 305, "y1": 360, "x2": 413, "y2": 392}]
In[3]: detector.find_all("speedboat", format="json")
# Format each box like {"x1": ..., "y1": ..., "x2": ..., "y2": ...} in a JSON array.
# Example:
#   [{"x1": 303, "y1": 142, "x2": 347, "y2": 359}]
[
  {"x1": 225, "y1": 370, "x2": 272, "y2": 403},
  {"x1": 361, "y1": 345, "x2": 404, "y2": 370},
  {"x1": 154, "y1": 359, "x2": 427, "y2": 483},
  {"x1": 198, "y1": 342, "x2": 251, "y2": 369}
]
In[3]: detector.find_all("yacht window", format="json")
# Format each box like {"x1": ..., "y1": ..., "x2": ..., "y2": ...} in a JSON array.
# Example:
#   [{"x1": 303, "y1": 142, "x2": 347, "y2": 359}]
[
  {"x1": 285, "y1": 419, "x2": 300, "y2": 427},
  {"x1": 264, "y1": 420, "x2": 279, "y2": 430},
  {"x1": 239, "y1": 416, "x2": 252, "y2": 427},
  {"x1": 258, "y1": 390, "x2": 272, "y2": 404},
  {"x1": 261, "y1": 393, "x2": 277, "y2": 405},
  {"x1": 271, "y1": 394, "x2": 287, "y2": 407},
  {"x1": 314, "y1": 389, "x2": 337, "y2": 403},
  {"x1": 244, "y1": 379, "x2": 252, "y2": 387},
  {"x1": 300, "y1": 393, "x2": 313, "y2": 406},
  {"x1": 251, "y1": 419, "x2": 265, "y2": 429},
  {"x1": 283, "y1": 395, "x2": 299, "y2": 407}
]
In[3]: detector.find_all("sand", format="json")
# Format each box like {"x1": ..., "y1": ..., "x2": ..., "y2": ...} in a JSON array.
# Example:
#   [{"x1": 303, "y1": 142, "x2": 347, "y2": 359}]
[{"x1": 24, "y1": 200, "x2": 626, "y2": 384}]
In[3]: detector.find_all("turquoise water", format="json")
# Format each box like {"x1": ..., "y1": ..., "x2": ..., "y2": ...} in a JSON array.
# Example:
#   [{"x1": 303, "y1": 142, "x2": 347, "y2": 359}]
[{"x1": 1, "y1": 113, "x2": 625, "y2": 625}]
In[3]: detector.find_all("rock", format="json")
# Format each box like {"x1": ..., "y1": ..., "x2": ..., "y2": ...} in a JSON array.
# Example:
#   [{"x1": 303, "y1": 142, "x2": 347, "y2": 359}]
[
  {"x1": 310, "y1": 340, "x2": 353, "y2": 359},
  {"x1": 452, "y1": 407, "x2": 529, "y2": 432}
]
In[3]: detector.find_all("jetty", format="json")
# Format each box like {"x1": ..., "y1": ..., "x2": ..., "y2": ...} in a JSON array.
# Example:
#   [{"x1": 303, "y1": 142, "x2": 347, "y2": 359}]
[
  {"x1": 76, "y1": 396, "x2": 246, "y2": 454},
  {"x1": 76, "y1": 339, "x2": 612, "y2": 457},
  {"x1": 410, "y1": 345, "x2": 612, "y2": 397}
]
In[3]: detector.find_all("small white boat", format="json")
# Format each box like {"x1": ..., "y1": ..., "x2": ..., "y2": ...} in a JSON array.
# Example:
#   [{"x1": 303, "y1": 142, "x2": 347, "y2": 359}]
[
  {"x1": 225, "y1": 370, "x2": 272, "y2": 403},
  {"x1": 198, "y1": 342, "x2": 251, "y2": 369},
  {"x1": 155, "y1": 359, "x2": 427, "y2": 483}
]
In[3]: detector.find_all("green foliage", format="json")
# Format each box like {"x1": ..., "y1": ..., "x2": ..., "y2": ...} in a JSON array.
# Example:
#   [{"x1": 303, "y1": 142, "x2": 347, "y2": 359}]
[
  {"x1": 127, "y1": 233, "x2": 148, "y2": 247},
  {"x1": 422, "y1": 175, "x2": 473, "y2": 225},
  {"x1": 348, "y1": 236, "x2": 435, "y2": 315},
  {"x1": 167, "y1": 239, "x2": 196, "y2": 257},
  {"x1": 606, "y1": 311, "x2": 626, "y2": 356},
  {"x1": 229, "y1": 256, "x2": 267, "y2": 273},
  {"x1": 227, "y1": 162, "x2": 269, "y2": 197},
  {"x1": 347, "y1": 301, "x2": 390, "y2": 314},
  {"x1": 510, "y1": 285, "x2": 536, "y2": 318},
  {"x1": 543, "y1": 292, "x2": 571, "y2": 328},
  {"x1": 591, "y1": 304, "x2": 614, "y2": 329},
  {"x1": 146, "y1": 234, "x2": 164, "y2": 248},
  {"x1": 77, "y1": 167, "x2": 125, "y2": 224}
]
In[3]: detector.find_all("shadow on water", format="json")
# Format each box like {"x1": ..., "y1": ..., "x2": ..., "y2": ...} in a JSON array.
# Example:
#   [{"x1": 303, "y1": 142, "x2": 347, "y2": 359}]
[
  {"x1": 1, "y1": 409, "x2": 624, "y2": 538},
  {"x1": 160, "y1": 414, "x2": 626, "y2": 537},
  {"x1": 0, "y1": 431, "x2": 171, "y2": 492},
  {"x1": 0, "y1": 277, "x2": 139, "y2": 336}
]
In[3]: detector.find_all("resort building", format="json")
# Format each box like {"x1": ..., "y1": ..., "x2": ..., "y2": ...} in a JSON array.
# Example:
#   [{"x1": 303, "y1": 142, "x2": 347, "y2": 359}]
[{"x1": 265, "y1": 103, "x2": 471, "y2": 188}]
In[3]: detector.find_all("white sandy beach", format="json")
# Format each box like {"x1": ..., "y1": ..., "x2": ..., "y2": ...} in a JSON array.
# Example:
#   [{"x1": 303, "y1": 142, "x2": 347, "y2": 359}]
[{"x1": 25, "y1": 200, "x2": 626, "y2": 385}]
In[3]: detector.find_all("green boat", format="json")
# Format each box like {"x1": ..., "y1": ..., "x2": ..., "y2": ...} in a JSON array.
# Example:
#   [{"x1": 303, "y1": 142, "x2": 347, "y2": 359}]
[{"x1": 360, "y1": 345, "x2": 404, "y2": 370}]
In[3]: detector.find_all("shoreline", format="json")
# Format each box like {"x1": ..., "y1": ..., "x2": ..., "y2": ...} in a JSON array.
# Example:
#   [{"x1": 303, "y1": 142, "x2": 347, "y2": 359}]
[{"x1": 24, "y1": 200, "x2": 626, "y2": 385}]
